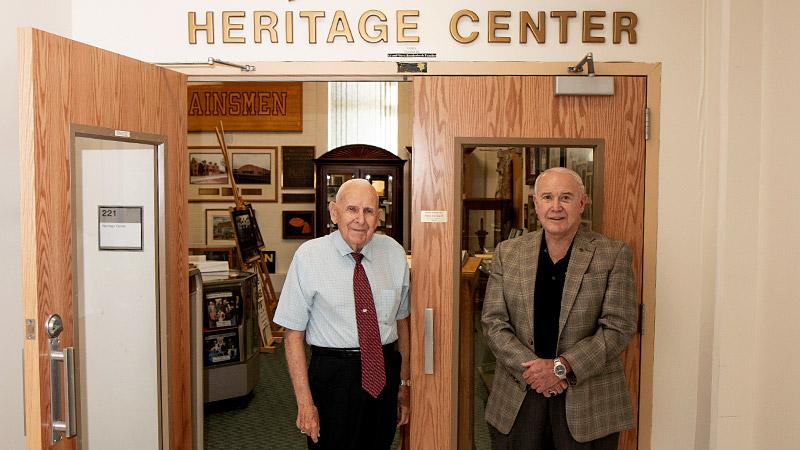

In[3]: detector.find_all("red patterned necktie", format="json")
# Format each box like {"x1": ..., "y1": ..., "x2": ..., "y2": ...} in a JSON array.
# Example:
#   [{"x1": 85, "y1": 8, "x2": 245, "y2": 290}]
[{"x1": 351, "y1": 252, "x2": 386, "y2": 398}]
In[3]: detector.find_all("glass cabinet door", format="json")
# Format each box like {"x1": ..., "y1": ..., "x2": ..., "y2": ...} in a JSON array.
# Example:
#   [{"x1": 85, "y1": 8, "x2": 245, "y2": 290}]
[
  {"x1": 322, "y1": 169, "x2": 356, "y2": 234},
  {"x1": 363, "y1": 169, "x2": 395, "y2": 237}
]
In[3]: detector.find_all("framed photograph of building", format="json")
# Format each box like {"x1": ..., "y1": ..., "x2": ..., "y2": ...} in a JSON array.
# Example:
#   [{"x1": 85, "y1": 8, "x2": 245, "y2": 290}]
[
  {"x1": 205, "y1": 209, "x2": 235, "y2": 246},
  {"x1": 189, "y1": 153, "x2": 228, "y2": 185},
  {"x1": 282, "y1": 211, "x2": 315, "y2": 240},
  {"x1": 232, "y1": 152, "x2": 271, "y2": 184},
  {"x1": 188, "y1": 146, "x2": 278, "y2": 202}
]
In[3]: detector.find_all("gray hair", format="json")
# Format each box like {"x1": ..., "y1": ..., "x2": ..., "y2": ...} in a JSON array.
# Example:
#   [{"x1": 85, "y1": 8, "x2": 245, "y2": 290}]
[
  {"x1": 533, "y1": 167, "x2": 586, "y2": 196},
  {"x1": 335, "y1": 178, "x2": 378, "y2": 203}
]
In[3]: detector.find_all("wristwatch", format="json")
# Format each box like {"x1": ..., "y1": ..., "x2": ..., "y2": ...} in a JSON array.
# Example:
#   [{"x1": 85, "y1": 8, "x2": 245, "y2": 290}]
[
  {"x1": 400, "y1": 379, "x2": 412, "y2": 388},
  {"x1": 553, "y1": 357, "x2": 567, "y2": 380}
]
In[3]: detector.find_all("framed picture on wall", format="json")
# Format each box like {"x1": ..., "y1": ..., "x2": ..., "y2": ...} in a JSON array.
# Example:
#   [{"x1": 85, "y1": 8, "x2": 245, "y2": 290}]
[
  {"x1": 282, "y1": 211, "x2": 315, "y2": 240},
  {"x1": 232, "y1": 152, "x2": 271, "y2": 184},
  {"x1": 205, "y1": 209, "x2": 235, "y2": 246},
  {"x1": 190, "y1": 153, "x2": 228, "y2": 185},
  {"x1": 281, "y1": 146, "x2": 315, "y2": 189},
  {"x1": 188, "y1": 146, "x2": 278, "y2": 202}
]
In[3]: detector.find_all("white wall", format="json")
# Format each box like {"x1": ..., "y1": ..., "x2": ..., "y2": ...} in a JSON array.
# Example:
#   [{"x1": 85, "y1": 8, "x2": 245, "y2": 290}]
[
  {"x1": 7, "y1": 0, "x2": 800, "y2": 449},
  {"x1": 2, "y1": 3, "x2": 72, "y2": 448}
]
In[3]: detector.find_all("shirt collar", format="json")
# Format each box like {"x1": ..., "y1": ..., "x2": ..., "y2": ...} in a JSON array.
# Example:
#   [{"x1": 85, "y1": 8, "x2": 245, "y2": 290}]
[{"x1": 331, "y1": 230, "x2": 375, "y2": 262}]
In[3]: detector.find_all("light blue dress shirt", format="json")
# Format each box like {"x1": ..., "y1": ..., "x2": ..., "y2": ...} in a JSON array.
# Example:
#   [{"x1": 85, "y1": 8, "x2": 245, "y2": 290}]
[{"x1": 274, "y1": 231, "x2": 410, "y2": 348}]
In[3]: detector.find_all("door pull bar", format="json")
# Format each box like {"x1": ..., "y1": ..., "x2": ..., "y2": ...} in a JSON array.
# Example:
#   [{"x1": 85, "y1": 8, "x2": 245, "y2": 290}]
[
  {"x1": 47, "y1": 314, "x2": 77, "y2": 442},
  {"x1": 424, "y1": 308, "x2": 434, "y2": 374}
]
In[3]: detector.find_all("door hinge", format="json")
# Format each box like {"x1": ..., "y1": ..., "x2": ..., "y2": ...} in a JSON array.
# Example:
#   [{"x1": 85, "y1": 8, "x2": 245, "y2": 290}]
[
  {"x1": 25, "y1": 319, "x2": 35, "y2": 340},
  {"x1": 644, "y1": 107, "x2": 651, "y2": 141},
  {"x1": 639, "y1": 303, "x2": 646, "y2": 335}
]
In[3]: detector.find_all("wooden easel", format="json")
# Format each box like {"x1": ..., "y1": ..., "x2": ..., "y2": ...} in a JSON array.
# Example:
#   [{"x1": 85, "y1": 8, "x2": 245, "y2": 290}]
[{"x1": 215, "y1": 122, "x2": 284, "y2": 352}]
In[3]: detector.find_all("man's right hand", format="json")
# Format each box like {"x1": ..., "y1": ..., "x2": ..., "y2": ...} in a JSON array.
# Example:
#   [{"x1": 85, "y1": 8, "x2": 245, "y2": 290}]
[{"x1": 296, "y1": 403, "x2": 321, "y2": 443}]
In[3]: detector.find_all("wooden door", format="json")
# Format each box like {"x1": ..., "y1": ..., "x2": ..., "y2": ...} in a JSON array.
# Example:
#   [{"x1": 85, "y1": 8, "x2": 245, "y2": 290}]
[
  {"x1": 19, "y1": 29, "x2": 188, "y2": 448},
  {"x1": 410, "y1": 76, "x2": 647, "y2": 449}
]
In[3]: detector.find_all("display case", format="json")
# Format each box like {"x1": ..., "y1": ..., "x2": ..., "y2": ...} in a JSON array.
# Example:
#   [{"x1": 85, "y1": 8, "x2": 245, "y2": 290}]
[
  {"x1": 314, "y1": 144, "x2": 406, "y2": 243},
  {"x1": 201, "y1": 270, "x2": 260, "y2": 402}
]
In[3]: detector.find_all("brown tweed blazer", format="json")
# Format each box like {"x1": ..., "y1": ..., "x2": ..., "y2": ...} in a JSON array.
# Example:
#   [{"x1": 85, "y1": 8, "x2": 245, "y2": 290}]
[{"x1": 481, "y1": 229, "x2": 637, "y2": 442}]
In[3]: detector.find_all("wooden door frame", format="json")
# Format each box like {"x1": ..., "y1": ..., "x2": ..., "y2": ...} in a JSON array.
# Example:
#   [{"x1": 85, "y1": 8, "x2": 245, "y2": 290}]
[
  {"x1": 180, "y1": 61, "x2": 659, "y2": 448},
  {"x1": 19, "y1": 28, "x2": 188, "y2": 449}
]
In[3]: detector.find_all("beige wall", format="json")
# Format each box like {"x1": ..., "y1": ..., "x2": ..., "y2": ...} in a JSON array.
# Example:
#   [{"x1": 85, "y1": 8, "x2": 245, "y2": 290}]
[{"x1": 754, "y1": 1, "x2": 800, "y2": 448}]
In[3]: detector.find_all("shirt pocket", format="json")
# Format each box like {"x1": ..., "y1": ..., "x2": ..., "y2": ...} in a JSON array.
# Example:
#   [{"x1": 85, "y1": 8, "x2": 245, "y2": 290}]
[{"x1": 376, "y1": 288, "x2": 401, "y2": 324}]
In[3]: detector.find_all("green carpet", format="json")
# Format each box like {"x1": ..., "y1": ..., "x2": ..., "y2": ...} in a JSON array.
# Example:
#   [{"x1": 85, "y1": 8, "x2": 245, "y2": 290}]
[{"x1": 203, "y1": 345, "x2": 402, "y2": 449}]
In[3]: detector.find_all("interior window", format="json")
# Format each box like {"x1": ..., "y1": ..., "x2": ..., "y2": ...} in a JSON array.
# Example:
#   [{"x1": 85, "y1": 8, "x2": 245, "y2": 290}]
[{"x1": 328, "y1": 81, "x2": 398, "y2": 153}]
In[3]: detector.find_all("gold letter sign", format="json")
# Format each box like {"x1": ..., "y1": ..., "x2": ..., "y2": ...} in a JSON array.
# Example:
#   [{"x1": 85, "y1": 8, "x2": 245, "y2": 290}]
[{"x1": 187, "y1": 82, "x2": 303, "y2": 132}]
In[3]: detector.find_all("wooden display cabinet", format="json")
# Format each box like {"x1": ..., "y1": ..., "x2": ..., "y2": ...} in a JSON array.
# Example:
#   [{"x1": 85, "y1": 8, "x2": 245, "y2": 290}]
[{"x1": 314, "y1": 144, "x2": 406, "y2": 243}]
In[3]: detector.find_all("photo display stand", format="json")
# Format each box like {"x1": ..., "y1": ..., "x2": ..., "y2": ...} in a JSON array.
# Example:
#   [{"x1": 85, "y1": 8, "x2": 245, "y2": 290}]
[{"x1": 216, "y1": 122, "x2": 283, "y2": 352}]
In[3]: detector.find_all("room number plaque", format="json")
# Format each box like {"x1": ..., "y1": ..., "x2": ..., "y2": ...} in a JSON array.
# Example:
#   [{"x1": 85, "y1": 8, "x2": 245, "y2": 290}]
[{"x1": 98, "y1": 206, "x2": 143, "y2": 251}]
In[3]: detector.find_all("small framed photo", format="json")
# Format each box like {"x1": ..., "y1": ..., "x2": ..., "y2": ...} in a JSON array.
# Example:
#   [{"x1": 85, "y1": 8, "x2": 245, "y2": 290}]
[
  {"x1": 205, "y1": 209, "x2": 235, "y2": 246},
  {"x1": 231, "y1": 207, "x2": 262, "y2": 264},
  {"x1": 204, "y1": 291, "x2": 243, "y2": 329},
  {"x1": 232, "y1": 152, "x2": 272, "y2": 185},
  {"x1": 190, "y1": 153, "x2": 228, "y2": 185},
  {"x1": 203, "y1": 329, "x2": 241, "y2": 366},
  {"x1": 188, "y1": 146, "x2": 278, "y2": 202},
  {"x1": 282, "y1": 211, "x2": 315, "y2": 240}
]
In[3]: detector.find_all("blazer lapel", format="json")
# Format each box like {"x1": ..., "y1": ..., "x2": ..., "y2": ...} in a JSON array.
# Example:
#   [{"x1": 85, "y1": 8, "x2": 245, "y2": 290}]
[
  {"x1": 558, "y1": 231, "x2": 596, "y2": 340},
  {"x1": 521, "y1": 231, "x2": 542, "y2": 342}
]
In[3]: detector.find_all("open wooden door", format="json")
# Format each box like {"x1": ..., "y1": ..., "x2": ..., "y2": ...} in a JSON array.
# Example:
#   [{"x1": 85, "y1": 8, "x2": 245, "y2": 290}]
[
  {"x1": 410, "y1": 75, "x2": 649, "y2": 449},
  {"x1": 19, "y1": 29, "x2": 188, "y2": 448}
]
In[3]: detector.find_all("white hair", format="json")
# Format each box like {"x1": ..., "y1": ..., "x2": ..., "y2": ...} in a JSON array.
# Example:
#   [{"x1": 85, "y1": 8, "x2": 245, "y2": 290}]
[
  {"x1": 335, "y1": 178, "x2": 377, "y2": 203},
  {"x1": 533, "y1": 167, "x2": 586, "y2": 196}
]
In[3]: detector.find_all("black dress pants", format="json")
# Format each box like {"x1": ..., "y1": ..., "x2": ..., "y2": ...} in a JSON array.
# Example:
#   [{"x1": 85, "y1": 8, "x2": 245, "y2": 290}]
[
  {"x1": 307, "y1": 345, "x2": 400, "y2": 450},
  {"x1": 490, "y1": 389, "x2": 619, "y2": 450}
]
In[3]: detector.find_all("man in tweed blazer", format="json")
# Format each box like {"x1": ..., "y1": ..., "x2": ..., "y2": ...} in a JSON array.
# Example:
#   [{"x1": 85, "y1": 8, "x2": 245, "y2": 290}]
[{"x1": 482, "y1": 168, "x2": 637, "y2": 450}]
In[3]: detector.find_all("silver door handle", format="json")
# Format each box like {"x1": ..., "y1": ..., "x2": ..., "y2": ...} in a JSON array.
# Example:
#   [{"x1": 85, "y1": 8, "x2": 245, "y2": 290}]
[
  {"x1": 50, "y1": 347, "x2": 76, "y2": 438},
  {"x1": 47, "y1": 314, "x2": 77, "y2": 443},
  {"x1": 424, "y1": 308, "x2": 434, "y2": 374}
]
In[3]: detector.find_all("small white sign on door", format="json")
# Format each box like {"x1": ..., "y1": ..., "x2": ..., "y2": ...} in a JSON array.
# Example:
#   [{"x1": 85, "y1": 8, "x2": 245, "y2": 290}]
[{"x1": 98, "y1": 206, "x2": 143, "y2": 251}]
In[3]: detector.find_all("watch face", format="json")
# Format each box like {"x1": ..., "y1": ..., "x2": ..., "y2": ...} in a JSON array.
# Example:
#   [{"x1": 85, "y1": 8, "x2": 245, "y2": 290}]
[{"x1": 555, "y1": 365, "x2": 566, "y2": 376}]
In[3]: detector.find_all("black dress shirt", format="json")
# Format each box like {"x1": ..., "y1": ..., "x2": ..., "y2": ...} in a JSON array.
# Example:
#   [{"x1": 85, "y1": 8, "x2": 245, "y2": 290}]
[{"x1": 533, "y1": 234, "x2": 573, "y2": 359}]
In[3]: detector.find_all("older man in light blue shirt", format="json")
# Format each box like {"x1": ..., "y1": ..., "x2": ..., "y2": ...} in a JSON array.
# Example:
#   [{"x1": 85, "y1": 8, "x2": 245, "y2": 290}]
[{"x1": 274, "y1": 178, "x2": 410, "y2": 450}]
